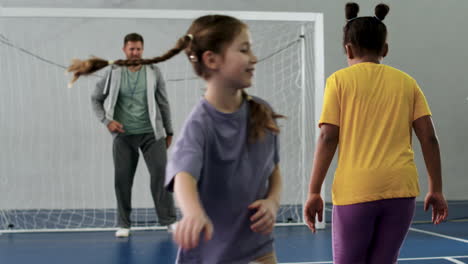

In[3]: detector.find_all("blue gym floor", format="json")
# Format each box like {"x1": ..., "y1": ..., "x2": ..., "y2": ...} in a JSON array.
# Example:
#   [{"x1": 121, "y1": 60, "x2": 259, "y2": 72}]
[{"x1": 1, "y1": 202, "x2": 467, "y2": 264}]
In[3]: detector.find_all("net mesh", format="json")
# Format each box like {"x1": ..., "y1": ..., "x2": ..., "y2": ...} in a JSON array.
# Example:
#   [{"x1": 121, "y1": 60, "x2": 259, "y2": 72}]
[{"x1": 0, "y1": 16, "x2": 317, "y2": 231}]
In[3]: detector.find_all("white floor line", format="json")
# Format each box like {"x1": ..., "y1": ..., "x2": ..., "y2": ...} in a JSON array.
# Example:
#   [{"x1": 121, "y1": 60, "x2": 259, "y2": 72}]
[
  {"x1": 280, "y1": 261, "x2": 332, "y2": 264},
  {"x1": 443, "y1": 201, "x2": 468, "y2": 205},
  {"x1": 0, "y1": 226, "x2": 167, "y2": 233},
  {"x1": 279, "y1": 255, "x2": 468, "y2": 264},
  {"x1": 409, "y1": 227, "x2": 468, "y2": 243},
  {"x1": 398, "y1": 256, "x2": 468, "y2": 261},
  {"x1": 445, "y1": 257, "x2": 466, "y2": 264}
]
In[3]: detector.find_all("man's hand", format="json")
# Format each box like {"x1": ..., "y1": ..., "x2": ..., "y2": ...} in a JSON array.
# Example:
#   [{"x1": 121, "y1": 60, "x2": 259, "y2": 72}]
[
  {"x1": 166, "y1": 135, "x2": 173, "y2": 148},
  {"x1": 107, "y1": 121, "x2": 125, "y2": 133}
]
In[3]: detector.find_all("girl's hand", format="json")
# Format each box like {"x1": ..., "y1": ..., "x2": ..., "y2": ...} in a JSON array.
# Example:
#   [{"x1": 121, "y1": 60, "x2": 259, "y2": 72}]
[
  {"x1": 248, "y1": 199, "x2": 279, "y2": 235},
  {"x1": 174, "y1": 212, "x2": 214, "y2": 250},
  {"x1": 424, "y1": 192, "x2": 448, "y2": 224},
  {"x1": 304, "y1": 193, "x2": 323, "y2": 233}
]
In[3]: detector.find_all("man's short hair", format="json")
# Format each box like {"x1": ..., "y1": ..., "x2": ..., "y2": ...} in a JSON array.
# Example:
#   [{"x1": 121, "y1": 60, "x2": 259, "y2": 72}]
[{"x1": 124, "y1": 33, "x2": 144, "y2": 45}]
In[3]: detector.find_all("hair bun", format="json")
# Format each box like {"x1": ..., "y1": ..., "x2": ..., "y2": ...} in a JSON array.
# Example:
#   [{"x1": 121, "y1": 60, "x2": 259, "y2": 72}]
[
  {"x1": 375, "y1": 3, "x2": 390, "y2": 21},
  {"x1": 345, "y1": 2, "x2": 359, "y2": 20}
]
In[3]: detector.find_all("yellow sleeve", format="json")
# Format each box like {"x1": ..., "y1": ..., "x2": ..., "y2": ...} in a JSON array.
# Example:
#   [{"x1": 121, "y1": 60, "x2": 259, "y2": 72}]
[
  {"x1": 319, "y1": 74, "x2": 341, "y2": 127},
  {"x1": 413, "y1": 81, "x2": 432, "y2": 121}
]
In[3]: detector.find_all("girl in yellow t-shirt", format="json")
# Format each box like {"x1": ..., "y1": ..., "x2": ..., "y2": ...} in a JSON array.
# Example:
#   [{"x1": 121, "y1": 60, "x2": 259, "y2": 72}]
[{"x1": 304, "y1": 3, "x2": 448, "y2": 263}]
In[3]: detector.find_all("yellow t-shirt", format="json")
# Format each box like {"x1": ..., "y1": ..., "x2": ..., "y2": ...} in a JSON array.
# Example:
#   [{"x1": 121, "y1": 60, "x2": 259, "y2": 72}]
[{"x1": 319, "y1": 63, "x2": 431, "y2": 205}]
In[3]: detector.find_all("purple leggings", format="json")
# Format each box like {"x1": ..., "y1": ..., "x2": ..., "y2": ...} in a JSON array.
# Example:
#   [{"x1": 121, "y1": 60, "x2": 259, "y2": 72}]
[{"x1": 332, "y1": 197, "x2": 415, "y2": 264}]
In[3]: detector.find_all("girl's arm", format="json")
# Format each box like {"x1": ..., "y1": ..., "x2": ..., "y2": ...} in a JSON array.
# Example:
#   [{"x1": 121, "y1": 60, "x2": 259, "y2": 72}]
[
  {"x1": 305, "y1": 123, "x2": 339, "y2": 232},
  {"x1": 173, "y1": 172, "x2": 213, "y2": 249},
  {"x1": 308, "y1": 124, "x2": 339, "y2": 194},
  {"x1": 413, "y1": 115, "x2": 448, "y2": 224},
  {"x1": 266, "y1": 164, "x2": 282, "y2": 208}
]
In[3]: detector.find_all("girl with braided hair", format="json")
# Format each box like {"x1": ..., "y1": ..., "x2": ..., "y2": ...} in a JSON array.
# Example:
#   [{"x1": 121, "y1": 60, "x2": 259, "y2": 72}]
[
  {"x1": 165, "y1": 15, "x2": 283, "y2": 264},
  {"x1": 69, "y1": 14, "x2": 283, "y2": 263}
]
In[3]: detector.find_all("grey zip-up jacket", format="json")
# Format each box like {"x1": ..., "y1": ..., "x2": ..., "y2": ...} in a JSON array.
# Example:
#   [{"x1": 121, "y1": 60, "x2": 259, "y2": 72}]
[{"x1": 91, "y1": 64, "x2": 173, "y2": 140}]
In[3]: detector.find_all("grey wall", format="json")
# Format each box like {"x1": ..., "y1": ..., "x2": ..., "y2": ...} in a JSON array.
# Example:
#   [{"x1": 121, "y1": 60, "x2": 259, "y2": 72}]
[{"x1": 1, "y1": 0, "x2": 467, "y2": 206}]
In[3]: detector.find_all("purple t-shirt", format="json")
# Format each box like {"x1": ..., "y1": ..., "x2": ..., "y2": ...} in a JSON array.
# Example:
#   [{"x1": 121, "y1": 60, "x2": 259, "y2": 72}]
[{"x1": 166, "y1": 97, "x2": 280, "y2": 264}]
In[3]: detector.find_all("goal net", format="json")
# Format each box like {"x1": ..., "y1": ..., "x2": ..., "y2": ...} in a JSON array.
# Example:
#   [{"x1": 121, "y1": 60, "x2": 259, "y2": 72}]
[{"x1": 0, "y1": 9, "x2": 324, "y2": 232}]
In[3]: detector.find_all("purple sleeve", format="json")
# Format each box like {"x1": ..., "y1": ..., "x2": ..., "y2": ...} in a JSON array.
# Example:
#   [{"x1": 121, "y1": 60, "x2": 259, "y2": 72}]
[
  {"x1": 274, "y1": 134, "x2": 280, "y2": 165},
  {"x1": 165, "y1": 119, "x2": 205, "y2": 191}
]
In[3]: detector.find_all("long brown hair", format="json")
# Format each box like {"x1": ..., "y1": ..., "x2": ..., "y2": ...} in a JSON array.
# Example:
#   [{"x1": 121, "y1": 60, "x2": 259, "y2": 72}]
[
  {"x1": 242, "y1": 91, "x2": 284, "y2": 143},
  {"x1": 66, "y1": 34, "x2": 191, "y2": 84},
  {"x1": 67, "y1": 14, "x2": 283, "y2": 143}
]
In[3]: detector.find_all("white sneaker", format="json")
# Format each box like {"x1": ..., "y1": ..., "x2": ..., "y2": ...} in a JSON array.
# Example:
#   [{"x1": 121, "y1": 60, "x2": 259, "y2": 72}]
[
  {"x1": 115, "y1": 228, "x2": 130, "y2": 238},
  {"x1": 167, "y1": 223, "x2": 177, "y2": 233}
]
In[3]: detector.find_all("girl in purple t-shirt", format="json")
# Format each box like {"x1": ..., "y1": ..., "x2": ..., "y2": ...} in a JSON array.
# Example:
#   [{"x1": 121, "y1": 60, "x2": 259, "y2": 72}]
[{"x1": 165, "y1": 15, "x2": 283, "y2": 263}]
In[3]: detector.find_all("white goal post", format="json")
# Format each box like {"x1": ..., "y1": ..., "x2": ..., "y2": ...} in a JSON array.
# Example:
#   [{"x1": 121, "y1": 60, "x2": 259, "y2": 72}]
[{"x1": 0, "y1": 7, "x2": 325, "y2": 232}]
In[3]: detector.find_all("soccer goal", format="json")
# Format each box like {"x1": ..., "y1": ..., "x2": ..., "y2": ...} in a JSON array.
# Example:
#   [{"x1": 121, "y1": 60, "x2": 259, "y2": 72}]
[{"x1": 0, "y1": 7, "x2": 324, "y2": 232}]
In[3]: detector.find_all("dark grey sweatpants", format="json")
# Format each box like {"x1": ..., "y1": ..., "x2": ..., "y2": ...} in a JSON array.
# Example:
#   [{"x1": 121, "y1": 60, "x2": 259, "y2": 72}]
[{"x1": 113, "y1": 133, "x2": 176, "y2": 227}]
